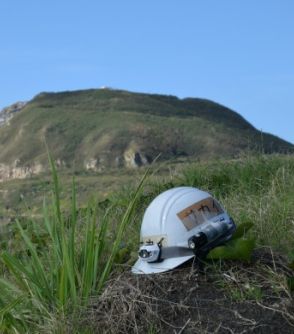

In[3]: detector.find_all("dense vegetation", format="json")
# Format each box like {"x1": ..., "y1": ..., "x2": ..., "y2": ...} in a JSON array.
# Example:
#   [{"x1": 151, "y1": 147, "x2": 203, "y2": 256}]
[{"x1": 0, "y1": 154, "x2": 293, "y2": 332}]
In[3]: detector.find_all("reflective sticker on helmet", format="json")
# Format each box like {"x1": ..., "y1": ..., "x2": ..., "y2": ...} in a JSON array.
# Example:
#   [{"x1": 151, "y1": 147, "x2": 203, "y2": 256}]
[
  {"x1": 177, "y1": 197, "x2": 224, "y2": 231},
  {"x1": 141, "y1": 235, "x2": 168, "y2": 247}
]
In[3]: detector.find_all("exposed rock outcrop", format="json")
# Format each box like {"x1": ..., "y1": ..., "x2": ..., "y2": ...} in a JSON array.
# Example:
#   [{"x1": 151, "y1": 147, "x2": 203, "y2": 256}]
[
  {"x1": 0, "y1": 162, "x2": 44, "y2": 182},
  {"x1": 123, "y1": 142, "x2": 150, "y2": 168},
  {"x1": 84, "y1": 142, "x2": 151, "y2": 171},
  {"x1": 0, "y1": 101, "x2": 27, "y2": 127},
  {"x1": 85, "y1": 158, "x2": 99, "y2": 171},
  {"x1": 0, "y1": 149, "x2": 151, "y2": 181}
]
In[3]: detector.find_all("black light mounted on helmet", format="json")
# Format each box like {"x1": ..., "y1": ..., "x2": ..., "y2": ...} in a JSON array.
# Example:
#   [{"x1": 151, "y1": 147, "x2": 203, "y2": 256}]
[
  {"x1": 188, "y1": 232, "x2": 208, "y2": 252},
  {"x1": 188, "y1": 217, "x2": 236, "y2": 256}
]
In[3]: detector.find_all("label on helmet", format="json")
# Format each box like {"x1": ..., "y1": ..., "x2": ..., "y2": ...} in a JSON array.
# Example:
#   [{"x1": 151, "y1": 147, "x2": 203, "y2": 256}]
[
  {"x1": 177, "y1": 197, "x2": 224, "y2": 231},
  {"x1": 141, "y1": 235, "x2": 168, "y2": 247}
]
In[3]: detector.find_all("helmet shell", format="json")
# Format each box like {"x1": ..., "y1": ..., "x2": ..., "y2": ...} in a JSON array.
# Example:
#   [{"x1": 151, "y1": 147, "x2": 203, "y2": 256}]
[{"x1": 132, "y1": 186, "x2": 234, "y2": 274}]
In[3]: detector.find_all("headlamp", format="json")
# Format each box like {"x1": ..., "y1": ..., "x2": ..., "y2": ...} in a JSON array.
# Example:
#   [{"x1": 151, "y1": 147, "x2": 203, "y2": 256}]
[{"x1": 138, "y1": 243, "x2": 161, "y2": 263}]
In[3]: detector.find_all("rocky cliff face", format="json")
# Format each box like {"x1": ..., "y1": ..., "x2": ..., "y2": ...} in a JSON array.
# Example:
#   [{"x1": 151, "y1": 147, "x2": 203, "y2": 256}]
[
  {"x1": 0, "y1": 102, "x2": 32, "y2": 181},
  {"x1": 0, "y1": 147, "x2": 150, "y2": 182},
  {"x1": 0, "y1": 101, "x2": 27, "y2": 128},
  {"x1": 84, "y1": 141, "x2": 150, "y2": 172},
  {"x1": 123, "y1": 142, "x2": 150, "y2": 168},
  {"x1": 0, "y1": 160, "x2": 44, "y2": 182}
]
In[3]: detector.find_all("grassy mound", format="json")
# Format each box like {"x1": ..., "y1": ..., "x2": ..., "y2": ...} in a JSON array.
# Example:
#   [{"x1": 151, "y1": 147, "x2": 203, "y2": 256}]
[{"x1": 85, "y1": 248, "x2": 294, "y2": 333}]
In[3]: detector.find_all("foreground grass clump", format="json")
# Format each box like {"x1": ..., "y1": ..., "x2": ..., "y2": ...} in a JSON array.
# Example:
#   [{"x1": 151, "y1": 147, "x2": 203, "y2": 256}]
[{"x1": 0, "y1": 158, "x2": 147, "y2": 333}]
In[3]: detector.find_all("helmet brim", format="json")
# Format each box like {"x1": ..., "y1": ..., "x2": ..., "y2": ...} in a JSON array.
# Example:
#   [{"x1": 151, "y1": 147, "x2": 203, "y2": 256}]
[{"x1": 131, "y1": 255, "x2": 194, "y2": 274}]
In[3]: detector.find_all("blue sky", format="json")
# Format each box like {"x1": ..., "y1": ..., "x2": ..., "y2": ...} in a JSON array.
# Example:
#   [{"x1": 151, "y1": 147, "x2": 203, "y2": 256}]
[{"x1": 0, "y1": 0, "x2": 293, "y2": 143}]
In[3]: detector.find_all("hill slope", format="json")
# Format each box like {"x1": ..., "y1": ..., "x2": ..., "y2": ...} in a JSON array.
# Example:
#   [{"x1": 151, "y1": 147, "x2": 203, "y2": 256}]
[{"x1": 0, "y1": 89, "x2": 292, "y2": 179}]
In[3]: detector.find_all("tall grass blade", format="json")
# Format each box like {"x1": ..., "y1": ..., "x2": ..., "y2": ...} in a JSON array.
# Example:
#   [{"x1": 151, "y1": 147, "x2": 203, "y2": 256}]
[
  {"x1": 97, "y1": 167, "x2": 150, "y2": 291},
  {"x1": 47, "y1": 149, "x2": 62, "y2": 226}
]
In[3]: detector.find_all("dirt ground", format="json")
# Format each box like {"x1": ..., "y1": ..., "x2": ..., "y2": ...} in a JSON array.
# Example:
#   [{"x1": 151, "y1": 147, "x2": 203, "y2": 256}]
[{"x1": 85, "y1": 247, "x2": 294, "y2": 333}]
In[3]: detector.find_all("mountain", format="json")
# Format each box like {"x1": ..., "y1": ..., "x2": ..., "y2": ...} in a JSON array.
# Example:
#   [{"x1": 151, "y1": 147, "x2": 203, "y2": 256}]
[{"x1": 0, "y1": 88, "x2": 292, "y2": 181}]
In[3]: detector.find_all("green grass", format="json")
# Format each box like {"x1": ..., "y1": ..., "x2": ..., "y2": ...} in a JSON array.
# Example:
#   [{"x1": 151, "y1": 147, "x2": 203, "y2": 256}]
[
  {"x1": 0, "y1": 156, "x2": 149, "y2": 333},
  {"x1": 0, "y1": 154, "x2": 294, "y2": 332}
]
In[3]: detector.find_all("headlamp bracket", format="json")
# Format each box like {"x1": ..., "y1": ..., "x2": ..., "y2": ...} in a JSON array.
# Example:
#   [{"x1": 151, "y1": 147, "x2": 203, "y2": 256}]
[{"x1": 138, "y1": 238, "x2": 164, "y2": 263}]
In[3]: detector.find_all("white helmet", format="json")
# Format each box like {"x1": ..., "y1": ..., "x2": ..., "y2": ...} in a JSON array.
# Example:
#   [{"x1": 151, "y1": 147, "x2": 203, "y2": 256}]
[{"x1": 132, "y1": 187, "x2": 236, "y2": 274}]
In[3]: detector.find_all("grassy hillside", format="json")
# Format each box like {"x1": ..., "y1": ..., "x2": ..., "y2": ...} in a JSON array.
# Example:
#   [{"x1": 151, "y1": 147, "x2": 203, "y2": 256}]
[{"x1": 0, "y1": 89, "x2": 292, "y2": 170}]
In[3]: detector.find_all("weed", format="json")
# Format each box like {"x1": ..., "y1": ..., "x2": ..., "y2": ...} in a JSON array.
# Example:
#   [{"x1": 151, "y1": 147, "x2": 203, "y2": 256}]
[
  {"x1": 0, "y1": 155, "x2": 149, "y2": 332},
  {"x1": 229, "y1": 283, "x2": 263, "y2": 302}
]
